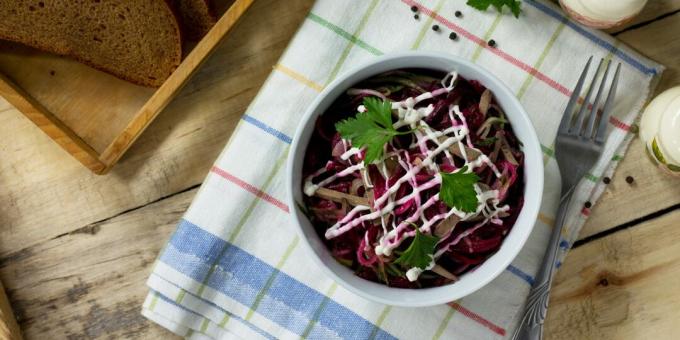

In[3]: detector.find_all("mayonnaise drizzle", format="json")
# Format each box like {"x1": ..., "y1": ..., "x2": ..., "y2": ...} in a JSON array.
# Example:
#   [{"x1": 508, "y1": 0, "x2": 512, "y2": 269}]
[
  {"x1": 303, "y1": 163, "x2": 364, "y2": 196},
  {"x1": 304, "y1": 71, "x2": 512, "y2": 281}
]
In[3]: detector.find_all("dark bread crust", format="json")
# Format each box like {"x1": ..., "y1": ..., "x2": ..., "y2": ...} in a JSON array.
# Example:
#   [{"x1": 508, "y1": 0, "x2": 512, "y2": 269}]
[
  {"x1": 172, "y1": 0, "x2": 217, "y2": 41},
  {"x1": 0, "y1": 0, "x2": 183, "y2": 87}
]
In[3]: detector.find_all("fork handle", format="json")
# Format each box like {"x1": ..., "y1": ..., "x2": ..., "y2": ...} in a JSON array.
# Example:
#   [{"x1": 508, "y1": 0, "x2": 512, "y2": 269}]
[{"x1": 512, "y1": 186, "x2": 575, "y2": 340}]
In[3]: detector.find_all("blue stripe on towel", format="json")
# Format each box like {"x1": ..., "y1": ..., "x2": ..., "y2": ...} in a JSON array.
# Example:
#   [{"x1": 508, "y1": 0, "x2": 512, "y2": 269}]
[
  {"x1": 525, "y1": 0, "x2": 657, "y2": 76},
  {"x1": 152, "y1": 289, "x2": 275, "y2": 339},
  {"x1": 506, "y1": 264, "x2": 535, "y2": 285},
  {"x1": 160, "y1": 220, "x2": 397, "y2": 340},
  {"x1": 242, "y1": 114, "x2": 293, "y2": 144}
]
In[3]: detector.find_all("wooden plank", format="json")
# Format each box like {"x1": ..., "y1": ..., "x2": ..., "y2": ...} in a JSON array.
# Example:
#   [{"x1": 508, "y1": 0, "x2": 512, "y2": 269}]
[
  {"x1": 2, "y1": 165, "x2": 677, "y2": 339},
  {"x1": 0, "y1": 0, "x2": 673, "y2": 257},
  {"x1": 0, "y1": 0, "x2": 315, "y2": 258},
  {"x1": 0, "y1": 40, "x2": 154, "y2": 155},
  {"x1": 617, "y1": 11, "x2": 680, "y2": 94},
  {"x1": 0, "y1": 72, "x2": 107, "y2": 173},
  {"x1": 0, "y1": 0, "x2": 253, "y2": 174},
  {"x1": 579, "y1": 11, "x2": 680, "y2": 239},
  {"x1": 0, "y1": 3, "x2": 677, "y2": 338},
  {"x1": 545, "y1": 208, "x2": 680, "y2": 339},
  {"x1": 0, "y1": 189, "x2": 193, "y2": 339},
  {"x1": 99, "y1": 0, "x2": 256, "y2": 170},
  {"x1": 0, "y1": 280, "x2": 22, "y2": 340}
]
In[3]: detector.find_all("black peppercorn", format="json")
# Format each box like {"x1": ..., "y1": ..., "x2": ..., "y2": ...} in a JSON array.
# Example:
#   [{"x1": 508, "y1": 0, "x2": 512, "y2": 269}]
[
  {"x1": 625, "y1": 176, "x2": 634, "y2": 184},
  {"x1": 411, "y1": 5, "x2": 418, "y2": 12},
  {"x1": 432, "y1": 25, "x2": 439, "y2": 31},
  {"x1": 449, "y1": 32, "x2": 457, "y2": 40},
  {"x1": 455, "y1": 10, "x2": 462, "y2": 18},
  {"x1": 603, "y1": 177, "x2": 611, "y2": 184},
  {"x1": 414, "y1": 14, "x2": 419, "y2": 20},
  {"x1": 488, "y1": 39, "x2": 497, "y2": 47},
  {"x1": 584, "y1": 201, "x2": 592, "y2": 209}
]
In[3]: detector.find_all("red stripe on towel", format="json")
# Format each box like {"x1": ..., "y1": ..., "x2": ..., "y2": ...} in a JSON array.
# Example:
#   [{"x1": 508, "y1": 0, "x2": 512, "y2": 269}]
[
  {"x1": 211, "y1": 166, "x2": 290, "y2": 213},
  {"x1": 448, "y1": 302, "x2": 506, "y2": 336},
  {"x1": 403, "y1": 0, "x2": 631, "y2": 132},
  {"x1": 404, "y1": 0, "x2": 571, "y2": 97}
]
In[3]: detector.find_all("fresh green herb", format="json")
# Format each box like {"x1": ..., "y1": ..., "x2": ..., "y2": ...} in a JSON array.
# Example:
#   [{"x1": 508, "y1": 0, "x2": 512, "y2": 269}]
[
  {"x1": 440, "y1": 165, "x2": 480, "y2": 213},
  {"x1": 334, "y1": 257, "x2": 353, "y2": 267},
  {"x1": 477, "y1": 137, "x2": 498, "y2": 146},
  {"x1": 385, "y1": 263, "x2": 405, "y2": 277},
  {"x1": 466, "y1": 0, "x2": 521, "y2": 18},
  {"x1": 336, "y1": 97, "x2": 409, "y2": 164},
  {"x1": 394, "y1": 228, "x2": 440, "y2": 270},
  {"x1": 377, "y1": 262, "x2": 389, "y2": 284},
  {"x1": 375, "y1": 85, "x2": 404, "y2": 96}
]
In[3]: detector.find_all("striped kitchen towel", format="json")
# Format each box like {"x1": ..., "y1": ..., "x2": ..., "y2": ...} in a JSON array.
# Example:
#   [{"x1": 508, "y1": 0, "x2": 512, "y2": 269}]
[{"x1": 142, "y1": 0, "x2": 663, "y2": 339}]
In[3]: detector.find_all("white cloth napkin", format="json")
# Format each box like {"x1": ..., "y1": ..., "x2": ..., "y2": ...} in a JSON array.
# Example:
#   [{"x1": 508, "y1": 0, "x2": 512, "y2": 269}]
[{"x1": 142, "y1": 0, "x2": 663, "y2": 338}]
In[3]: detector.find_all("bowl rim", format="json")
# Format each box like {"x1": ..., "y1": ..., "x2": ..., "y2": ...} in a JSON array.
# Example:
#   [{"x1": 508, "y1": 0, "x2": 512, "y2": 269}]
[{"x1": 286, "y1": 51, "x2": 544, "y2": 307}]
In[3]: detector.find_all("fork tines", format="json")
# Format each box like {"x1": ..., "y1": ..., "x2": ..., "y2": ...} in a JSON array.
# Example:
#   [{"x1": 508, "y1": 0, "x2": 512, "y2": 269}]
[{"x1": 558, "y1": 57, "x2": 622, "y2": 143}]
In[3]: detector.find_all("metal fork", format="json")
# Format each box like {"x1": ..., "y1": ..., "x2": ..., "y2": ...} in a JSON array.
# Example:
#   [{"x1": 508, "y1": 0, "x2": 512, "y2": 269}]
[{"x1": 512, "y1": 57, "x2": 621, "y2": 340}]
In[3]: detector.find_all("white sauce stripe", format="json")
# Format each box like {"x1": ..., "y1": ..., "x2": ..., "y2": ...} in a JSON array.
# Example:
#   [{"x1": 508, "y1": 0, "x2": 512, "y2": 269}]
[{"x1": 304, "y1": 71, "x2": 512, "y2": 281}]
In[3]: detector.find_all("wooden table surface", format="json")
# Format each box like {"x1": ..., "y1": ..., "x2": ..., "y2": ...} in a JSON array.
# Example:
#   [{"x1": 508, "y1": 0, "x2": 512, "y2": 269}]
[{"x1": 1, "y1": 0, "x2": 679, "y2": 339}]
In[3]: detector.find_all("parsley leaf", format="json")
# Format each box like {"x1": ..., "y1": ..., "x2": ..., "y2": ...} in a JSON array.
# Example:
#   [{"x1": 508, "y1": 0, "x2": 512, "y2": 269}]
[
  {"x1": 363, "y1": 96, "x2": 393, "y2": 129},
  {"x1": 477, "y1": 136, "x2": 498, "y2": 146},
  {"x1": 440, "y1": 165, "x2": 480, "y2": 213},
  {"x1": 335, "y1": 97, "x2": 401, "y2": 164},
  {"x1": 394, "y1": 228, "x2": 440, "y2": 270},
  {"x1": 466, "y1": 0, "x2": 521, "y2": 18}
]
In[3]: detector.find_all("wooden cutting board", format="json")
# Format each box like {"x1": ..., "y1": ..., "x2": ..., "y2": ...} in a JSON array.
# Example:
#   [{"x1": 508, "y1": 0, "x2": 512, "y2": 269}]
[{"x1": 0, "y1": 0, "x2": 252, "y2": 175}]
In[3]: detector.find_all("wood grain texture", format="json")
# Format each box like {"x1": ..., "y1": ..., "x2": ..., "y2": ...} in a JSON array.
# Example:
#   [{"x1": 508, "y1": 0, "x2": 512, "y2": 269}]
[
  {"x1": 579, "y1": 12, "x2": 680, "y2": 240},
  {"x1": 0, "y1": 0, "x2": 673, "y2": 252},
  {"x1": 0, "y1": 280, "x2": 22, "y2": 340},
  {"x1": 0, "y1": 40, "x2": 154, "y2": 154},
  {"x1": 0, "y1": 0, "x2": 254, "y2": 174},
  {"x1": 0, "y1": 0, "x2": 315, "y2": 259},
  {"x1": 618, "y1": 10, "x2": 680, "y2": 95},
  {"x1": 98, "y1": 0, "x2": 256, "y2": 170},
  {"x1": 546, "y1": 209, "x2": 680, "y2": 339},
  {"x1": 0, "y1": 1, "x2": 678, "y2": 339},
  {"x1": 0, "y1": 188, "x2": 193, "y2": 339},
  {"x1": 0, "y1": 73, "x2": 106, "y2": 173}
]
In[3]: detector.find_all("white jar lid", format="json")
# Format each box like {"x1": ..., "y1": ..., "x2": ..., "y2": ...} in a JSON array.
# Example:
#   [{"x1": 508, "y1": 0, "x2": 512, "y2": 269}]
[{"x1": 561, "y1": 0, "x2": 646, "y2": 22}]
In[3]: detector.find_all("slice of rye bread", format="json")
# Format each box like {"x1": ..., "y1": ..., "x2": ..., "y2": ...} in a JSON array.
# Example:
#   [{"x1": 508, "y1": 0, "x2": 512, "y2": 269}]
[
  {"x1": 172, "y1": 0, "x2": 217, "y2": 41},
  {"x1": 0, "y1": 1, "x2": 182, "y2": 87}
]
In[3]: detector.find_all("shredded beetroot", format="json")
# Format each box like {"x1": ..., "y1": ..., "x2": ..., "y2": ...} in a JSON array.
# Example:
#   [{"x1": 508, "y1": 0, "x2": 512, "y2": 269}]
[{"x1": 301, "y1": 69, "x2": 525, "y2": 288}]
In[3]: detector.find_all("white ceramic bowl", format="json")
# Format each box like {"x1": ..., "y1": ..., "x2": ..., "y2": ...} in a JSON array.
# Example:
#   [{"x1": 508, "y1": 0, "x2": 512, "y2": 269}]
[{"x1": 286, "y1": 52, "x2": 543, "y2": 307}]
